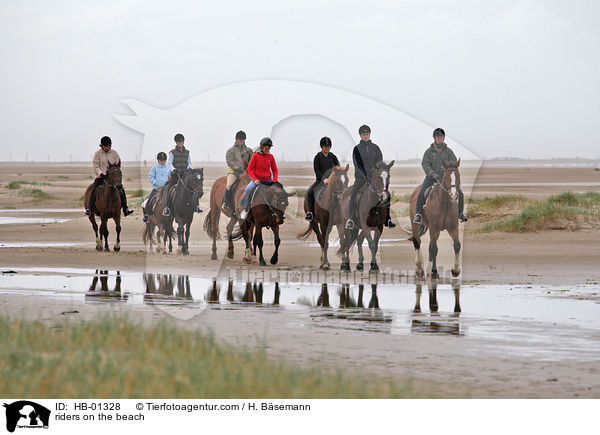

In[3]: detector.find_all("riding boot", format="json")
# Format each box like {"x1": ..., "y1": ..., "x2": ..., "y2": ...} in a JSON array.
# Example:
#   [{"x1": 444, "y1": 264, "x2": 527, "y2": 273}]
[
  {"x1": 85, "y1": 186, "x2": 96, "y2": 216},
  {"x1": 305, "y1": 184, "x2": 316, "y2": 221},
  {"x1": 222, "y1": 188, "x2": 232, "y2": 209},
  {"x1": 118, "y1": 187, "x2": 133, "y2": 216},
  {"x1": 384, "y1": 204, "x2": 396, "y2": 228}
]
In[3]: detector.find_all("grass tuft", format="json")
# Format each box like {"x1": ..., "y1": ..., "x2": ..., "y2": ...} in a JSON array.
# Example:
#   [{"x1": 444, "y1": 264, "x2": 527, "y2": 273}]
[
  {"x1": 18, "y1": 188, "x2": 55, "y2": 200},
  {"x1": 0, "y1": 316, "x2": 414, "y2": 398},
  {"x1": 7, "y1": 180, "x2": 51, "y2": 189}
]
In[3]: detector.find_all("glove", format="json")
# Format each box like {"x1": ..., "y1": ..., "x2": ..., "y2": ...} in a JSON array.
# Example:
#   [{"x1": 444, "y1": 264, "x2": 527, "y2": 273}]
[
  {"x1": 172, "y1": 168, "x2": 178, "y2": 174},
  {"x1": 185, "y1": 168, "x2": 191, "y2": 174},
  {"x1": 431, "y1": 173, "x2": 441, "y2": 182},
  {"x1": 99, "y1": 173, "x2": 107, "y2": 180}
]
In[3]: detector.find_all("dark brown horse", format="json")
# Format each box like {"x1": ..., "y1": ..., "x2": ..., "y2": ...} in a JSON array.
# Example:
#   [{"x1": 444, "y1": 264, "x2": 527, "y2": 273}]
[
  {"x1": 409, "y1": 159, "x2": 462, "y2": 279},
  {"x1": 297, "y1": 165, "x2": 349, "y2": 270},
  {"x1": 337, "y1": 160, "x2": 395, "y2": 272},
  {"x1": 152, "y1": 168, "x2": 204, "y2": 255},
  {"x1": 233, "y1": 181, "x2": 295, "y2": 266},
  {"x1": 204, "y1": 172, "x2": 252, "y2": 261},
  {"x1": 83, "y1": 163, "x2": 123, "y2": 252},
  {"x1": 142, "y1": 187, "x2": 174, "y2": 254}
]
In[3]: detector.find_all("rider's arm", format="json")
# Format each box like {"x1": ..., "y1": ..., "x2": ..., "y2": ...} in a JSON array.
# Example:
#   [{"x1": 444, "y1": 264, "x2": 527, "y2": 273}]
[
  {"x1": 353, "y1": 147, "x2": 366, "y2": 179},
  {"x1": 421, "y1": 149, "x2": 436, "y2": 179},
  {"x1": 247, "y1": 154, "x2": 258, "y2": 182},
  {"x1": 333, "y1": 153, "x2": 340, "y2": 167},
  {"x1": 93, "y1": 150, "x2": 102, "y2": 177},
  {"x1": 270, "y1": 155, "x2": 278, "y2": 182},
  {"x1": 167, "y1": 152, "x2": 175, "y2": 172},
  {"x1": 314, "y1": 154, "x2": 324, "y2": 182},
  {"x1": 187, "y1": 153, "x2": 192, "y2": 169},
  {"x1": 148, "y1": 166, "x2": 158, "y2": 189}
]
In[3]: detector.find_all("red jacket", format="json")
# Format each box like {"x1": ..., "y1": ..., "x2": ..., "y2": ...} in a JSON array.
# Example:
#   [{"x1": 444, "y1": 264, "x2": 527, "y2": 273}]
[{"x1": 247, "y1": 152, "x2": 278, "y2": 182}]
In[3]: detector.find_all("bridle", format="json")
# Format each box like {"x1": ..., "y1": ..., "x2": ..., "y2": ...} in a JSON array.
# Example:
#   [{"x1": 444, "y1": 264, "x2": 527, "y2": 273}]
[
  {"x1": 368, "y1": 168, "x2": 390, "y2": 203},
  {"x1": 175, "y1": 171, "x2": 203, "y2": 204}
]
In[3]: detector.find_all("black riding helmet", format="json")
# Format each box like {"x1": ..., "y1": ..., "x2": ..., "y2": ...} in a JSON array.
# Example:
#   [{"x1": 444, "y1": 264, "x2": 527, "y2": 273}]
[
  {"x1": 174, "y1": 133, "x2": 185, "y2": 142},
  {"x1": 260, "y1": 137, "x2": 273, "y2": 147},
  {"x1": 320, "y1": 137, "x2": 332, "y2": 148},
  {"x1": 359, "y1": 125, "x2": 371, "y2": 134},
  {"x1": 433, "y1": 128, "x2": 445, "y2": 138},
  {"x1": 100, "y1": 136, "x2": 112, "y2": 147},
  {"x1": 157, "y1": 152, "x2": 167, "y2": 161}
]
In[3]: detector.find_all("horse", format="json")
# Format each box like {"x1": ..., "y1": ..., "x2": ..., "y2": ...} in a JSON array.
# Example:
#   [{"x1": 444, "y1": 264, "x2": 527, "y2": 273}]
[
  {"x1": 83, "y1": 163, "x2": 123, "y2": 252},
  {"x1": 157, "y1": 168, "x2": 204, "y2": 255},
  {"x1": 204, "y1": 172, "x2": 252, "y2": 261},
  {"x1": 337, "y1": 160, "x2": 395, "y2": 272},
  {"x1": 297, "y1": 165, "x2": 349, "y2": 270},
  {"x1": 409, "y1": 159, "x2": 462, "y2": 279},
  {"x1": 232, "y1": 181, "x2": 295, "y2": 266},
  {"x1": 142, "y1": 188, "x2": 174, "y2": 254}
]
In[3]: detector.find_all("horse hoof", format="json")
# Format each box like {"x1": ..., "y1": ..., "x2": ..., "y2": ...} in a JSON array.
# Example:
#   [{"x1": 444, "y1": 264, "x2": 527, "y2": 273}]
[
  {"x1": 340, "y1": 264, "x2": 350, "y2": 272},
  {"x1": 96, "y1": 246, "x2": 103, "y2": 252},
  {"x1": 259, "y1": 259, "x2": 267, "y2": 266},
  {"x1": 356, "y1": 263, "x2": 364, "y2": 271},
  {"x1": 211, "y1": 254, "x2": 218, "y2": 260},
  {"x1": 104, "y1": 248, "x2": 110, "y2": 252},
  {"x1": 369, "y1": 265, "x2": 379, "y2": 273},
  {"x1": 322, "y1": 265, "x2": 330, "y2": 271},
  {"x1": 452, "y1": 269, "x2": 460, "y2": 277},
  {"x1": 431, "y1": 270, "x2": 439, "y2": 279},
  {"x1": 416, "y1": 269, "x2": 425, "y2": 278},
  {"x1": 243, "y1": 257, "x2": 252, "y2": 264},
  {"x1": 226, "y1": 252, "x2": 234, "y2": 259},
  {"x1": 270, "y1": 257, "x2": 278, "y2": 265}
]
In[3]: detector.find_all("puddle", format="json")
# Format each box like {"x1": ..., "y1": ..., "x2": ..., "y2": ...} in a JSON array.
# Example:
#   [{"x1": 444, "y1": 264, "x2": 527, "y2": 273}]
[
  {"x1": 0, "y1": 208, "x2": 82, "y2": 225},
  {"x1": 0, "y1": 217, "x2": 70, "y2": 225},
  {"x1": 1, "y1": 267, "x2": 599, "y2": 361}
]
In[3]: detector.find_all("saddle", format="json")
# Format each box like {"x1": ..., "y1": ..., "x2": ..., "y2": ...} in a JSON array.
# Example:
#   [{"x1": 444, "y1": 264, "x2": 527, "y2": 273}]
[{"x1": 314, "y1": 184, "x2": 326, "y2": 202}]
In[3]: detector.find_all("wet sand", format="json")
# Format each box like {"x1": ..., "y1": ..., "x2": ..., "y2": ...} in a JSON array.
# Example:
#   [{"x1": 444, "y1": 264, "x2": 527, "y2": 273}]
[{"x1": 1, "y1": 161, "x2": 600, "y2": 398}]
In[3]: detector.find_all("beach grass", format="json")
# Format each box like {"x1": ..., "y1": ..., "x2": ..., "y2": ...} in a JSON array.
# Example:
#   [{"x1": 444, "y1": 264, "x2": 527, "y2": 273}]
[
  {"x1": 0, "y1": 316, "x2": 414, "y2": 399},
  {"x1": 7, "y1": 180, "x2": 51, "y2": 189},
  {"x1": 17, "y1": 188, "x2": 55, "y2": 200}
]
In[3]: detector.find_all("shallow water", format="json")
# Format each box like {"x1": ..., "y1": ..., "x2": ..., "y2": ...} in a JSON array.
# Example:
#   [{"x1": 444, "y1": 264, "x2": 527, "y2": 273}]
[{"x1": 1, "y1": 267, "x2": 599, "y2": 362}]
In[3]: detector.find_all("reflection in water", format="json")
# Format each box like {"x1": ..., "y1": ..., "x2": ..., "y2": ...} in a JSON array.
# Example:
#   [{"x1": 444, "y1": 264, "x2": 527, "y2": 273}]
[
  {"x1": 143, "y1": 273, "x2": 192, "y2": 306},
  {"x1": 86, "y1": 270, "x2": 128, "y2": 302},
  {"x1": 411, "y1": 281, "x2": 461, "y2": 336}
]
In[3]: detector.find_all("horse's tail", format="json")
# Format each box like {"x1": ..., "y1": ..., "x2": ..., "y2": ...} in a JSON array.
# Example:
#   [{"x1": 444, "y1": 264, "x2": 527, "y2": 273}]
[
  {"x1": 203, "y1": 186, "x2": 222, "y2": 240},
  {"x1": 336, "y1": 227, "x2": 359, "y2": 257},
  {"x1": 230, "y1": 224, "x2": 244, "y2": 241},
  {"x1": 296, "y1": 224, "x2": 313, "y2": 240},
  {"x1": 142, "y1": 221, "x2": 154, "y2": 246}
]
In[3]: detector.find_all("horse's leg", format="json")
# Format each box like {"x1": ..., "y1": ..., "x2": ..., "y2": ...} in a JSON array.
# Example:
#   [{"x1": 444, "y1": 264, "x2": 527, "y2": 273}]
[
  {"x1": 356, "y1": 230, "x2": 365, "y2": 271},
  {"x1": 183, "y1": 220, "x2": 191, "y2": 255},
  {"x1": 89, "y1": 215, "x2": 102, "y2": 251},
  {"x1": 270, "y1": 225, "x2": 280, "y2": 265},
  {"x1": 114, "y1": 216, "x2": 121, "y2": 252},
  {"x1": 226, "y1": 217, "x2": 236, "y2": 259},
  {"x1": 176, "y1": 220, "x2": 184, "y2": 255},
  {"x1": 368, "y1": 226, "x2": 383, "y2": 273},
  {"x1": 100, "y1": 217, "x2": 110, "y2": 252},
  {"x1": 449, "y1": 226, "x2": 461, "y2": 277},
  {"x1": 242, "y1": 222, "x2": 252, "y2": 263},
  {"x1": 428, "y1": 227, "x2": 440, "y2": 279},
  {"x1": 255, "y1": 226, "x2": 266, "y2": 266},
  {"x1": 321, "y1": 222, "x2": 333, "y2": 270}
]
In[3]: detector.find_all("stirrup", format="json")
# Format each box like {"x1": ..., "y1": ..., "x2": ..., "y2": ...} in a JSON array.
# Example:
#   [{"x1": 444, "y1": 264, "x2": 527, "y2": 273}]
[
  {"x1": 162, "y1": 207, "x2": 170, "y2": 216},
  {"x1": 385, "y1": 218, "x2": 396, "y2": 228},
  {"x1": 305, "y1": 211, "x2": 313, "y2": 221},
  {"x1": 196, "y1": 206, "x2": 203, "y2": 213},
  {"x1": 239, "y1": 209, "x2": 248, "y2": 220},
  {"x1": 123, "y1": 208, "x2": 133, "y2": 216},
  {"x1": 143, "y1": 214, "x2": 149, "y2": 223},
  {"x1": 84, "y1": 209, "x2": 92, "y2": 216},
  {"x1": 459, "y1": 213, "x2": 468, "y2": 222},
  {"x1": 413, "y1": 213, "x2": 423, "y2": 224},
  {"x1": 345, "y1": 219, "x2": 354, "y2": 230}
]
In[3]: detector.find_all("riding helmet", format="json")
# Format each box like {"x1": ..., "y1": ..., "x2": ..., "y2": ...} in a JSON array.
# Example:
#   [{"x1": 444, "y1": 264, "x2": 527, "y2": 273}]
[
  {"x1": 320, "y1": 137, "x2": 332, "y2": 148},
  {"x1": 359, "y1": 125, "x2": 371, "y2": 135},
  {"x1": 157, "y1": 152, "x2": 167, "y2": 161},
  {"x1": 433, "y1": 128, "x2": 445, "y2": 138},
  {"x1": 174, "y1": 133, "x2": 185, "y2": 142},
  {"x1": 260, "y1": 137, "x2": 273, "y2": 147},
  {"x1": 235, "y1": 130, "x2": 246, "y2": 140},
  {"x1": 100, "y1": 136, "x2": 112, "y2": 147}
]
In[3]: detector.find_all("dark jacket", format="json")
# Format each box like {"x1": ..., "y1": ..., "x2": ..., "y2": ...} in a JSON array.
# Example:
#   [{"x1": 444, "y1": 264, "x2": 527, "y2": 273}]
[
  {"x1": 352, "y1": 140, "x2": 383, "y2": 180},
  {"x1": 421, "y1": 143, "x2": 457, "y2": 179},
  {"x1": 313, "y1": 152, "x2": 340, "y2": 182},
  {"x1": 169, "y1": 146, "x2": 190, "y2": 171}
]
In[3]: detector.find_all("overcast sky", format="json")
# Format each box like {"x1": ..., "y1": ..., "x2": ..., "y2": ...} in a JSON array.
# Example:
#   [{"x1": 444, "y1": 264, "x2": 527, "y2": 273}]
[{"x1": 1, "y1": 0, "x2": 599, "y2": 162}]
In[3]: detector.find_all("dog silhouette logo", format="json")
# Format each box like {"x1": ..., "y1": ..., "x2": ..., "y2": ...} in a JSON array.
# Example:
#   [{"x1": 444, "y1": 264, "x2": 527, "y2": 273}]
[{"x1": 3, "y1": 401, "x2": 50, "y2": 432}]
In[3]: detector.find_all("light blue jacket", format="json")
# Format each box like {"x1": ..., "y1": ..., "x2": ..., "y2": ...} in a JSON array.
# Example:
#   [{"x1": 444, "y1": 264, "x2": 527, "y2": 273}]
[{"x1": 148, "y1": 164, "x2": 170, "y2": 190}]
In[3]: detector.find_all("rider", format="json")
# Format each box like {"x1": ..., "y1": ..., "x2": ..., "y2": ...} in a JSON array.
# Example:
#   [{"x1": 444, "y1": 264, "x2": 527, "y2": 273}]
[
  {"x1": 223, "y1": 130, "x2": 253, "y2": 211},
  {"x1": 85, "y1": 136, "x2": 133, "y2": 217},
  {"x1": 413, "y1": 128, "x2": 468, "y2": 224},
  {"x1": 142, "y1": 152, "x2": 169, "y2": 222},
  {"x1": 345, "y1": 125, "x2": 395, "y2": 229},
  {"x1": 239, "y1": 137, "x2": 278, "y2": 221},
  {"x1": 305, "y1": 136, "x2": 339, "y2": 221},
  {"x1": 162, "y1": 133, "x2": 200, "y2": 216}
]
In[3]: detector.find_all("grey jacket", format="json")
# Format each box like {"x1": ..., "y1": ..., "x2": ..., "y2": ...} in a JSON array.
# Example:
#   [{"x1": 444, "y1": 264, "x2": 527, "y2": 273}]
[
  {"x1": 226, "y1": 143, "x2": 253, "y2": 175},
  {"x1": 421, "y1": 143, "x2": 457, "y2": 179}
]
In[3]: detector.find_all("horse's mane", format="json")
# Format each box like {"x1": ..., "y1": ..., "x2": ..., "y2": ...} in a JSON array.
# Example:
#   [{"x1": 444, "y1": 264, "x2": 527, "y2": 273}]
[
  {"x1": 374, "y1": 161, "x2": 389, "y2": 169},
  {"x1": 444, "y1": 160, "x2": 459, "y2": 169}
]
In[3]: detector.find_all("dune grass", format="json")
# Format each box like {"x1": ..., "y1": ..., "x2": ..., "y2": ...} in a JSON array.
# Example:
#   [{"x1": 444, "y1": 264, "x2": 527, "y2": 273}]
[
  {"x1": 7, "y1": 180, "x2": 51, "y2": 189},
  {"x1": 479, "y1": 192, "x2": 600, "y2": 232},
  {"x1": 0, "y1": 316, "x2": 415, "y2": 399},
  {"x1": 17, "y1": 188, "x2": 54, "y2": 200},
  {"x1": 127, "y1": 188, "x2": 146, "y2": 198}
]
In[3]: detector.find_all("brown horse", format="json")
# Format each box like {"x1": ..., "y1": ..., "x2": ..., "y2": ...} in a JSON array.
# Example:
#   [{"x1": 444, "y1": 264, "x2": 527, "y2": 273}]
[
  {"x1": 297, "y1": 165, "x2": 349, "y2": 270},
  {"x1": 83, "y1": 163, "x2": 123, "y2": 252},
  {"x1": 233, "y1": 181, "x2": 295, "y2": 266},
  {"x1": 337, "y1": 160, "x2": 395, "y2": 272},
  {"x1": 409, "y1": 159, "x2": 462, "y2": 279},
  {"x1": 204, "y1": 172, "x2": 252, "y2": 261},
  {"x1": 142, "y1": 187, "x2": 174, "y2": 254}
]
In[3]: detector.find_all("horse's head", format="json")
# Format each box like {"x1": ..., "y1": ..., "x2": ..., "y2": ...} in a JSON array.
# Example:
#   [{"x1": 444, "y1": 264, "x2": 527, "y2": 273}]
[
  {"x1": 265, "y1": 182, "x2": 294, "y2": 225},
  {"x1": 106, "y1": 163, "x2": 122, "y2": 187},
  {"x1": 329, "y1": 164, "x2": 350, "y2": 197},
  {"x1": 184, "y1": 168, "x2": 204, "y2": 199},
  {"x1": 370, "y1": 160, "x2": 394, "y2": 202},
  {"x1": 442, "y1": 158, "x2": 461, "y2": 201}
]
